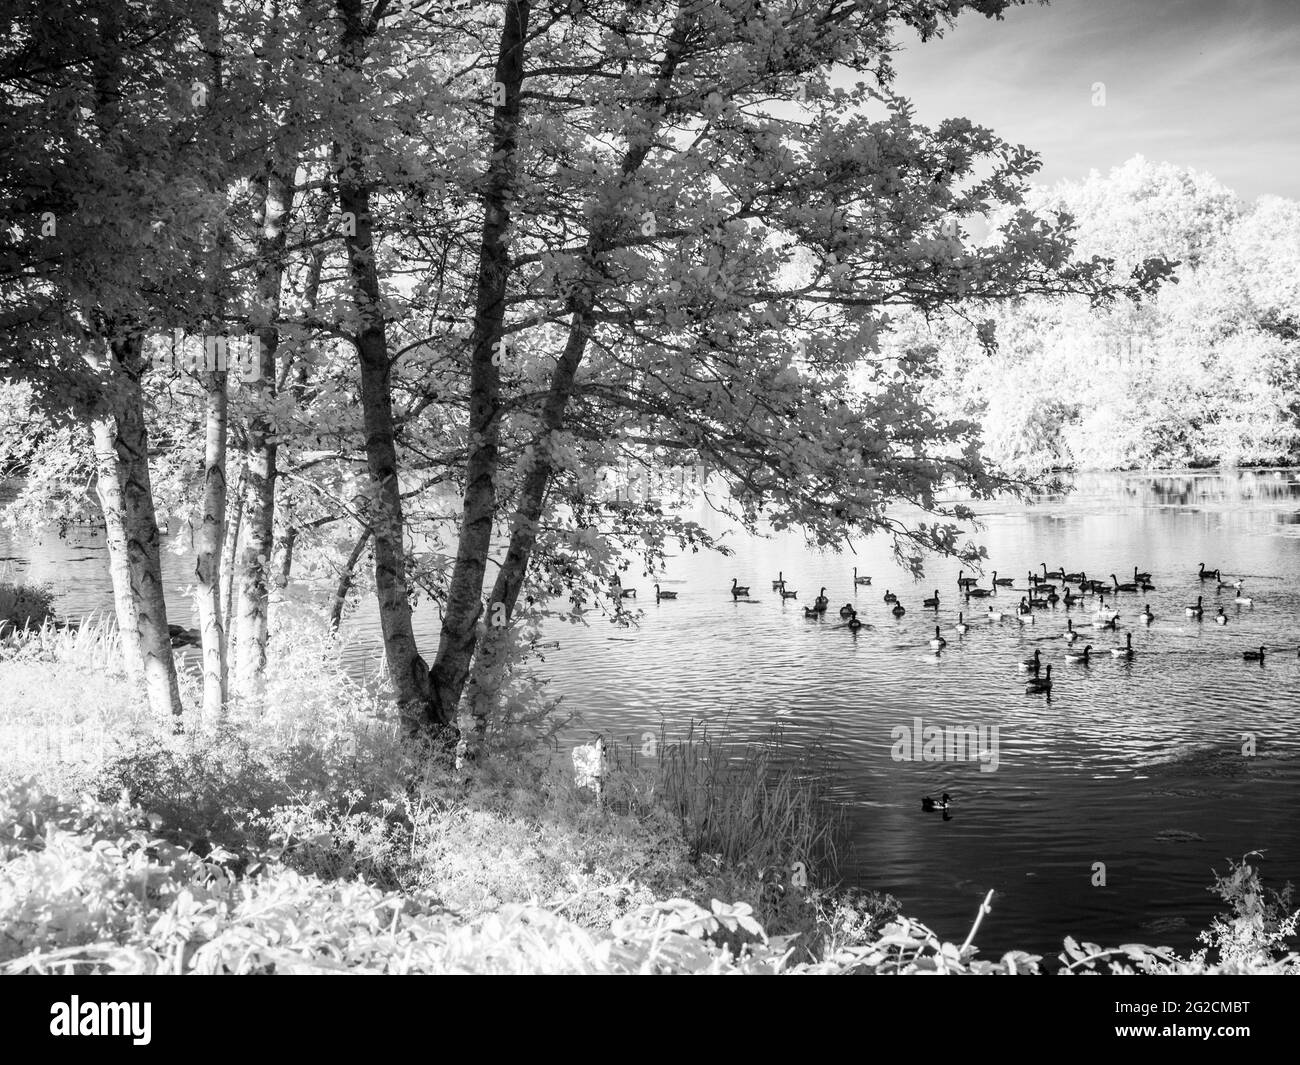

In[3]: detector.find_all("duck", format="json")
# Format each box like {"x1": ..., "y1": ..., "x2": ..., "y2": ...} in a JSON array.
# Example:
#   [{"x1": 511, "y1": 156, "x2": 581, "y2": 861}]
[
  {"x1": 814, "y1": 587, "x2": 829, "y2": 611},
  {"x1": 839, "y1": 603, "x2": 856, "y2": 618},
  {"x1": 847, "y1": 614, "x2": 863, "y2": 632},
  {"x1": 780, "y1": 585, "x2": 798, "y2": 600},
  {"x1": 1064, "y1": 619, "x2": 1080, "y2": 642},
  {"x1": 954, "y1": 612, "x2": 969, "y2": 635},
  {"x1": 731, "y1": 578, "x2": 750, "y2": 597},
  {"x1": 1198, "y1": 562, "x2": 1220, "y2": 581},
  {"x1": 1111, "y1": 573, "x2": 1138, "y2": 593},
  {"x1": 1110, "y1": 632, "x2": 1134, "y2": 659},
  {"x1": 1018, "y1": 648, "x2": 1042, "y2": 673},
  {"x1": 957, "y1": 571, "x2": 978, "y2": 588},
  {"x1": 1065, "y1": 643, "x2": 1092, "y2": 664},
  {"x1": 891, "y1": 602, "x2": 906, "y2": 617},
  {"x1": 1139, "y1": 603, "x2": 1155, "y2": 625},
  {"x1": 883, "y1": 589, "x2": 898, "y2": 603},
  {"x1": 1025, "y1": 665, "x2": 1053, "y2": 693},
  {"x1": 992, "y1": 571, "x2": 1013, "y2": 586},
  {"x1": 1215, "y1": 607, "x2": 1228, "y2": 625},
  {"x1": 1185, "y1": 595, "x2": 1204, "y2": 618},
  {"x1": 654, "y1": 584, "x2": 678, "y2": 601},
  {"x1": 930, "y1": 626, "x2": 947, "y2": 649},
  {"x1": 921, "y1": 793, "x2": 952, "y2": 812},
  {"x1": 853, "y1": 567, "x2": 871, "y2": 586},
  {"x1": 923, "y1": 589, "x2": 940, "y2": 608},
  {"x1": 1243, "y1": 645, "x2": 1266, "y2": 662}
]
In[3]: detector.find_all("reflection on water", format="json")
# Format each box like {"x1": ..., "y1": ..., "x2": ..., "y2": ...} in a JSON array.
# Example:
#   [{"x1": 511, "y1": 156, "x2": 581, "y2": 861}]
[{"x1": 4, "y1": 470, "x2": 1300, "y2": 958}]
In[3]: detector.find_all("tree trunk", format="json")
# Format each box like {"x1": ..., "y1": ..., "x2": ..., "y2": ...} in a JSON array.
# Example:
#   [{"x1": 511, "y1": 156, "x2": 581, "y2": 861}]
[
  {"x1": 427, "y1": 0, "x2": 531, "y2": 727},
  {"x1": 90, "y1": 415, "x2": 143, "y2": 683},
  {"x1": 112, "y1": 334, "x2": 184, "y2": 721},
  {"x1": 221, "y1": 462, "x2": 245, "y2": 641},
  {"x1": 329, "y1": 525, "x2": 371, "y2": 632},
  {"x1": 334, "y1": 0, "x2": 432, "y2": 730},
  {"x1": 234, "y1": 157, "x2": 293, "y2": 706},
  {"x1": 194, "y1": 370, "x2": 228, "y2": 719}
]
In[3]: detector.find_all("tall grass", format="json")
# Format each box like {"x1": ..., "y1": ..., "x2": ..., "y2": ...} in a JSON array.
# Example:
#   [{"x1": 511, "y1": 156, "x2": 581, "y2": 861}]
[{"x1": 608, "y1": 721, "x2": 848, "y2": 886}]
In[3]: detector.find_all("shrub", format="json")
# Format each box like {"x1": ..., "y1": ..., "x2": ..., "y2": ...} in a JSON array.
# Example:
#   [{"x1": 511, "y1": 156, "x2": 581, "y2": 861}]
[{"x1": 0, "y1": 580, "x2": 55, "y2": 635}]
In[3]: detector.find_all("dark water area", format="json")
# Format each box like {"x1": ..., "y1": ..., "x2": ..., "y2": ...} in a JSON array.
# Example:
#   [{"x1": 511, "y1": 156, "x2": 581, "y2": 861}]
[{"x1": 5, "y1": 469, "x2": 1300, "y2": 960}]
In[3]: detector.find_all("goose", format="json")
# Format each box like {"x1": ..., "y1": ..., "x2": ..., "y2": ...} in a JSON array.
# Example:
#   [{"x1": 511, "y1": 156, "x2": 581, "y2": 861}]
[
  {"x1": 930, "y1": 626, "x2": 947, "y2": 649},
  {"x1": 772, "y1": 571, "x2": 784, "y2": 590},
  {"x1": 1016, "y1": 597, "x2": 1034, "y2": 616},
  {"x1": 847, "y1": 614, "x2": 863, "y2": 632},
  {"x1": 731, "y1": 578, "x2": 750, "y2": 597},
  {"x1": 1018, "y1": 648, "x2": 1042, "y2": 673},
  {"x1": 1043, "y1": 563, "x2": 1066, "y2": 580},
  {"x1": 1027, "y1": 569, "x2": 1046, "y2": 587},
  {"x1": 619, "y1": 586, "x2": 637, "y2": 598},
  {"x1": 1065, "y1": 643, "x2": 1092, "y2": 664},
  {"x1": 1134, "y1": 565, "x2": 1152, "y2": 584},
  {"x1": 1111, "y1": 573, "x2": 1138, "y2": 593},
  {"x1": 883, "y1": 589, "x2": 898, "y2": 603},
  {"x1": 1243, "y1": 646, "x2": 1266, "y2": 662},
  {"x1": 1139, "y1": 603, "x2": 1155, "y2": 625},
  {"x1": 965, "y1": 586, "x2": 993, "y2": 598},
  {"x1": 1028, "y1": 591, "x2": 1051, "y2": 609},
  {"x1": 891, "y1": 602, "x2": 906, "y2": 617},
  {"x1": 921, "y1": 793, "x2": 952, "y2": 812},
  {"x1": 1215, "y1": 607, "x2": 1228, "y2": 625},
  {"x1": 814, "y1": 587, "x2": 829, "y2": 611},
  {"x1": 803, "y1": 605, "x2": 820, "y2": 618},
  {"x1": 954, "y1": 612, "x2": 969, "y2": 635},
  {"x1": 1044, "y1": 587, "x2": 1060, "y2": 603},
  {"x1": 853, "y1": 567, "x2": 871, "y2": 586},
  {"x1": 780, "y1": 586, "x2": 799, "y2": 600},
  {"x1": 1198, "y1": 562, "x2": 1220, "y2": 581},
  {"x1": 992, "y1": 571, "x2": 1013, "y2": 586},
  {"x1": 1094, "y1": 615, "x2": 1119, "y2": 631},
  {"x1": 1234, "y1": 586, "x2": 1253, "y2": 606},
  {"x1": 1063, "y1": 568, "x2": 1085, "y2": 583},
  {"x1": 838, "y1": 603, "x2": 856, "y2": 618},
  {"x1": 1064, "y1": 619, "x2": 1080, "y2": 642},
  {"x1": 1185, "y1": 595, "x2": 1204, "y2": 618},
  {"x1": 923, "y1": 589, "x2": 940, "y2": 608},
  {"x1": 1025, "y1": 665, "x2": 1053, "y2": 693},
  {"x1": 957, "y1": 570, "x2": 978, "y2": 588},
  {"x1": 986, "y1": 607, "x2": 1005, "y2": 622},
  {"x1": 1110, "y1": 632, "x2": 1134, "y2": 659},
  {"x1": 1063, "y1": 589, "x2": 1081, "y2": 607},
  {"x1": 654, "y1": 584, "x2": 678, "y2": 601}
]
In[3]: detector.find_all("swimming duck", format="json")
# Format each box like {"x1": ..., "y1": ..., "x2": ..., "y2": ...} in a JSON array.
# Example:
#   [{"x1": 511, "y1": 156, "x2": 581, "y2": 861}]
[
  {"x1": 1025, "y1": 665, "x2": 1053, "y2": 693},
  {"x1": 731, "y1": 578, "x2": 750, "y2": 597},
  {"x1": 854, "y1": 567, "x2": 871, "y2": 586},
  {"x1": 930, "y1": 626, "x2": 947, "y2": 649},
  {"x1": 1243, "y1": 646, "x2": 1266, "y2": 662},
  {"x1": 1110, "y1": 632, "x2": 1134, "y2": 659},
  {"x1": 922, "y1": 793, "x2": 952, "y2": 812},
  {"x1": 654, "y1": 584, "x2": 678, "y2": 601},
  {"x1": 923, "y1": 589, "x2": 940, "y2": 608},
  {"x1": 1018, "y1": 648, "x2": 1042, "y2": 673}
]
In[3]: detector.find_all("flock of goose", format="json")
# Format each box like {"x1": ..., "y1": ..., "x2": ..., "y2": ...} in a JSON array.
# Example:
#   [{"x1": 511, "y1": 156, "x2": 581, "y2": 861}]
[{"x1": 634, "y1": 559, "x2": 1286, "y2": 696}]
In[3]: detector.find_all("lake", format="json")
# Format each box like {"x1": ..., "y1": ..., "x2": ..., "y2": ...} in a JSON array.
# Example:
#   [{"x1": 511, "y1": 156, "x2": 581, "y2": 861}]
[{"x1": 5, "y1": 469, "x2": 1300, "y2": 960}]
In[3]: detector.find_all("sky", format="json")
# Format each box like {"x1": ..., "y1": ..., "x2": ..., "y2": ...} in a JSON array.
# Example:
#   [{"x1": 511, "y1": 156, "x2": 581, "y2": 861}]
[{"x1": 889, "y1": 0, "x2": 1300, "y2": 203}]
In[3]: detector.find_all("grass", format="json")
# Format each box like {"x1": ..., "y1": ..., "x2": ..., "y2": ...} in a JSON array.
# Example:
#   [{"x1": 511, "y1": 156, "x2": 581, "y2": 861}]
[{"x1": 0, "y1": 610, "x2": 1297, "y2": 974}]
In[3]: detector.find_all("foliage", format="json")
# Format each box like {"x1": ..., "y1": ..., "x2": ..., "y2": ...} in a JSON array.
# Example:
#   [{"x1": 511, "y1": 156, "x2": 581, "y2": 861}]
[{"x1": 0, "y1": 580, "x2": 56, "y2": 633}]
